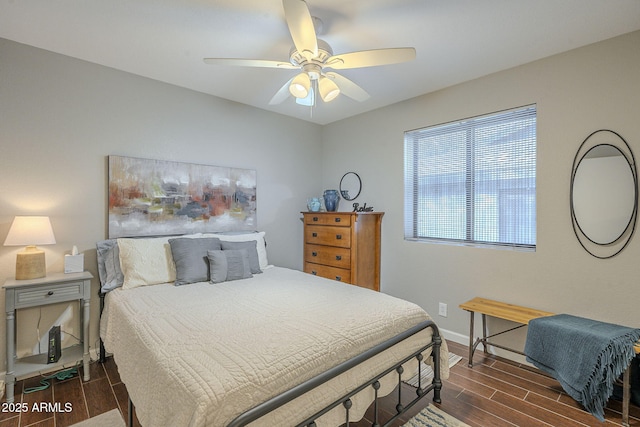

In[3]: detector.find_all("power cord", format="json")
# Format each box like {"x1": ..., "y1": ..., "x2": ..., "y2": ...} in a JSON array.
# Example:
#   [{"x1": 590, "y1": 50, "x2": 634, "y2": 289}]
[{"x1": 23, "y1": 364, "x2": 79, "y2": 394}]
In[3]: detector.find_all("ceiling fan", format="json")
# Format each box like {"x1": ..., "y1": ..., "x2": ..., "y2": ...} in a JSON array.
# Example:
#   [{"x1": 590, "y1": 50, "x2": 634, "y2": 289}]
[{"x1": 203, "y1": 0, "x2": 416, "y2": 107}]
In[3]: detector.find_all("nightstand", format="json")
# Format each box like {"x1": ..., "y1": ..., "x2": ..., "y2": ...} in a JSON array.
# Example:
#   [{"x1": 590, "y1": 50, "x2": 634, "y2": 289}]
[{"x1": 3, "y1": 271, "x2": 92, "y2": 403}]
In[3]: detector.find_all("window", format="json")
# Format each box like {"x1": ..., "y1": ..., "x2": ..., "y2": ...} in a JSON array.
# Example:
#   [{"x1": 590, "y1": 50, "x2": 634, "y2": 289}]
[{"x1": 404, "y1": 105, "x2": 536, "y2": 250}]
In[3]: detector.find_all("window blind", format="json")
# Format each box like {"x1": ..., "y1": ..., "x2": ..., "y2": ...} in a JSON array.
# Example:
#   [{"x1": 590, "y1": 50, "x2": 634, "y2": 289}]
[{"x1": 404, "y1": 105, "x2": 536, "y2": 249}]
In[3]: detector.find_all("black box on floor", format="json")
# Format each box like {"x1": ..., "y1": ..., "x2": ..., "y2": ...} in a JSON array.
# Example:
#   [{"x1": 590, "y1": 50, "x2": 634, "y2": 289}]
[{"x1": 48, "y1": 325, "x2": 61, "y2": 364}]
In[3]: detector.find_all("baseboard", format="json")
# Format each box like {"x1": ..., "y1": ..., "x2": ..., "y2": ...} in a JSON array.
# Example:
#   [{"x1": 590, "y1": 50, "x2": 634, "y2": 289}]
[{"x1": 439, "y1": 327, "x2": 468, "y2": 346}]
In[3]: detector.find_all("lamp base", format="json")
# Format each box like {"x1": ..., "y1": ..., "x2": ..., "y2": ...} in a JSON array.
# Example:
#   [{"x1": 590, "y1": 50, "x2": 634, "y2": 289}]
[{"x1": 15, "y1": 246, "x2": 46, "y2": 280}]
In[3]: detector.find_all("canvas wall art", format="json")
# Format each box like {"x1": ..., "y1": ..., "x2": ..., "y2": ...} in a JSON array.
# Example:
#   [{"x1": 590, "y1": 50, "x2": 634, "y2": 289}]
[{"x1": 108, "y1": 155, "x2": 256, "y2": 238}]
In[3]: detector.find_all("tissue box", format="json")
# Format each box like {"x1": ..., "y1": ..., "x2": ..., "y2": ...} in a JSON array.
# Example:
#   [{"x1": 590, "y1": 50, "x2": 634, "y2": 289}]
[{"x1": 64, "y1": 254, "x2": 84, "y2": 274}]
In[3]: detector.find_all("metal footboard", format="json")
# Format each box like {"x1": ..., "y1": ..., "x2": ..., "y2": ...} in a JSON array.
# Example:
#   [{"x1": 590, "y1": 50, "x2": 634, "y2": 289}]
[{"x1": 227, "y1": 319, "x2": 442, "y2": 427}]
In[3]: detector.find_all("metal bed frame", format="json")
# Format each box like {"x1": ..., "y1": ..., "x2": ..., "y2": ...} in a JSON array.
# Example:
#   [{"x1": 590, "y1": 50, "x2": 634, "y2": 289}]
[{"x1": 99, "y1": 295, "x2": 443, "y2": 427}]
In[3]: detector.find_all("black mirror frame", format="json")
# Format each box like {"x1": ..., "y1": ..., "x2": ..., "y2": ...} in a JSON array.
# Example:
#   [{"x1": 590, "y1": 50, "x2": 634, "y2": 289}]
[
  {"x1": 339, "y1": 172, "x2": 362, "y2": 201},
  {"x1": 570, "y1": 129, "x2": 638, "y2": 259}
]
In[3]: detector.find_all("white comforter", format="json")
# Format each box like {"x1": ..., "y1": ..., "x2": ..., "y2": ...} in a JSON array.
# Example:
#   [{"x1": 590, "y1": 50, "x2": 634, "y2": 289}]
[{"x1": 101, "y1": 266, "x2": 448, "y2": 426}]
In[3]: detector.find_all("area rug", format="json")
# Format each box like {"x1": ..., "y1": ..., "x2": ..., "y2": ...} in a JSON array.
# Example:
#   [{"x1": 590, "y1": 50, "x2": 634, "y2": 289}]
[
  {"x1": 405, "y1": 352, "x2": 463, "y2": 387},
  {"x1": 403, "y1": 404, "x2": 471, "y2": 427},
  {"x1": 69, "y1": 409, "x2": 125, "y2": 427}
]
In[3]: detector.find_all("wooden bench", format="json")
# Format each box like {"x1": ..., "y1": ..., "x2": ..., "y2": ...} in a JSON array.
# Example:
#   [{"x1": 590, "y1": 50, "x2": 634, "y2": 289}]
[
  {"x1": 460, "y1": 297, "x2": 639, "y2": 427},
  {"x1": 459, "y1": 297, "x2": 554, "y2": 367}
]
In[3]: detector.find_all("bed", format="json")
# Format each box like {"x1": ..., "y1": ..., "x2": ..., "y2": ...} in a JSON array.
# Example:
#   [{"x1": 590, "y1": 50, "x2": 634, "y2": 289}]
[{"x1": 97, "y1": 232, "x2": 448, "y2": 426}]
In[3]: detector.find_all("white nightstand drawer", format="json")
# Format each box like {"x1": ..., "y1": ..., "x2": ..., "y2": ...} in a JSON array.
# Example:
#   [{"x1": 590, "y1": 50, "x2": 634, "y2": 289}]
[{"x1": 14, "y1": 282, "x2": 84, "y2": 308}]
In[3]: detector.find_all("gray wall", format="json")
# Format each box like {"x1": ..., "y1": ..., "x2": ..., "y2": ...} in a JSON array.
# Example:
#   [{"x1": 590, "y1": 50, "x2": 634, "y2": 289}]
[{"x1": 322, "y1": 30, "x2": 640, "y2": 357}]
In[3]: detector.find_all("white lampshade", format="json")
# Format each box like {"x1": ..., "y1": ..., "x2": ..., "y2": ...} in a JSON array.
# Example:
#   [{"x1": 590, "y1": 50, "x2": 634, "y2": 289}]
[
  {"x1": 4, "y1": 216, "x2": 56, "y2": 246},
  {"x1": 318, "y1": 76, "x2": 340, "y2": 102},
  {"x1": 289, "y1": 72, "x2": 311, "y2": 98},
  {"x1": 4, "y1": 216, "x2": 56, "y2": 280}
]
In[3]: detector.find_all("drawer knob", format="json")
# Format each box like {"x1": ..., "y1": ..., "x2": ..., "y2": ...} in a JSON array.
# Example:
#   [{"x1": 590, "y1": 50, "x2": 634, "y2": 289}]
[
  {"x1": 335, "y1": 218, "x2": 341, "y2": 223},
  {"x1": 311, "y1": 270, "x2": 317, "y2": 275},
  {"x1": 336, "y1": 234, "x2": 342, "y2": 240},
  {"x1": 313, "y1": 216, "x2": 319, "y2": 221},
  {"x1": 335, "y1": 276, "x2": 342, "y2": 281},
  {"x1": 312, "y1": 251, "x2": 318, "y2": 257},
  {"x1": 47, "y1": 291, "x2": 54, "y2": 296},
  {"x1": 312, "y1": 232, "x2": 318, "y2": 237},
  {"x1": 335, "y1": 255, "x2": 342, "y2": 260}
]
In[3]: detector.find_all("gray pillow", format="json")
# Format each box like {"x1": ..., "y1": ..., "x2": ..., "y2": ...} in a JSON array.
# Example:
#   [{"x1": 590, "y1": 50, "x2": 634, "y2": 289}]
[
  {"x1": 96, "y1": 239, "x2": 124, "y2": 293},
  {"x1": 220, "y1": 240, "x2": 262, "y2": 274},
  {"x1": 207, "y1": 249, "x2": 252, "y2": 283},
  {"x1": 169, "y1": 237, "x2": 222, "y2": 285}
]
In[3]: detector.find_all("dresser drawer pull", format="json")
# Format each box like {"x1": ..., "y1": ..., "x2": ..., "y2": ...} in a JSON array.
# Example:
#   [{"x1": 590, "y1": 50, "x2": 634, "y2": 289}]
[
  {"x1": 335, "y1": 276, "x2": 342, "y2": 281},
  {"x1": 335, "y1": 217, "x2": 341, "y2": 223},
  {"x1": 313, "y1": 217, "x2": 319, "y2": 222},
  {"x1": 336, "y1": 234, "x2": 342, "y2": 240},
  {"x1": 311, "y1": 270, "x2": 317, "y2": 275},
  {"x1": 335, "y1": 255, "x2": 342, "y2": 260},
  {"x1": 312, "y1": 251, "x2": 318, "y2": 257},
  {"x1": 312, "y1": 232, "x2": 318, "y2": 238},
  {"x1": 47, "y1": 291, "x2": 54, "y2": 296}
]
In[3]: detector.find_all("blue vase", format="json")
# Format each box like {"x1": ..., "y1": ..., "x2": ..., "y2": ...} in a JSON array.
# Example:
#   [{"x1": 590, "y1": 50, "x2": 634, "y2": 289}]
[
  {"x1": 323, "y1": 189, "x2": 340, "y2": 212},
  {"x1": 307, "y1": 197, "x2": 322, "y2": 212}
]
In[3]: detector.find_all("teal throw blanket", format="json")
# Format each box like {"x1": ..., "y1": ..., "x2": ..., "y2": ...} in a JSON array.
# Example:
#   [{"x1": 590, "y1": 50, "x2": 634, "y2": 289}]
[{"x1": 524, "y1": 314, "x2": 640, "y2": 421}]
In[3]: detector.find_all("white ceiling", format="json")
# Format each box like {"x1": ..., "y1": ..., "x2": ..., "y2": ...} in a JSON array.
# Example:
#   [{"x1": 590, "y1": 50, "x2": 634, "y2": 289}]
[{"x1": 2, "y1": 0, "x2": 640, "y2": 125}]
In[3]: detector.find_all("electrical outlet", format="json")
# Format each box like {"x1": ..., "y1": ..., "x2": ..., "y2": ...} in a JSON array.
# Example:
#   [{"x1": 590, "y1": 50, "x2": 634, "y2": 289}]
[{"x1": 438, "y1": 302, "x2": 448, "y2": 317}]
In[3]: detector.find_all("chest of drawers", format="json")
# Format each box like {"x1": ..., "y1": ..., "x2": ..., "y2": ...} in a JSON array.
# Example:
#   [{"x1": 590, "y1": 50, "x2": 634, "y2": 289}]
[{"x1": 302, "y1": 211, "x2": 384, "y2": 291}]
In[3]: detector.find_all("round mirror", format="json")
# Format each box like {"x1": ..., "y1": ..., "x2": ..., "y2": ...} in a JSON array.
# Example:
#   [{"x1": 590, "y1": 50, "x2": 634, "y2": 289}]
[
  {"x1": 570, "y1": 130, "x2": 637, "y2": 258},
  {"x1": 573, "y1": 144, "x2": 635, "y2": 244},
  {"x1": 339, "y1": 172, "x2": 362, "y2": 201}
]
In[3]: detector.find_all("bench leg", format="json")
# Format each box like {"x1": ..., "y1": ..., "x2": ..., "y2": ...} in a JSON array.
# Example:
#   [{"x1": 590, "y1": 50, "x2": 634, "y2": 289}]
[
  {"x1": 468, "y1": 310, "x2": 475, "y2": 367},
  {"x1": 622, "y1": 365, "x2": 630, "y2": 427},
  {"x1": 482, "y1": 313, "x2": 488, "y2": 354}
]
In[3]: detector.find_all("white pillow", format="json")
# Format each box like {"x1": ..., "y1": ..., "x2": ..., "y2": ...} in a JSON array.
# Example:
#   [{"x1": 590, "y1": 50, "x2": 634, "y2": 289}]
[
  {"x1": 202, "y1": 231, "x2": 268, "y2": 270},
  {"x1": 117, "y1": 237, "x2": 176, "y2": 289}
]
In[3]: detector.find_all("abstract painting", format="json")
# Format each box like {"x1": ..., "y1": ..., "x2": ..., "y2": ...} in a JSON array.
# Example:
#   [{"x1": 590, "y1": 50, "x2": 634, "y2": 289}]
[{"x1": 108, "y1": 155, "x2": 256, "y2": 238}]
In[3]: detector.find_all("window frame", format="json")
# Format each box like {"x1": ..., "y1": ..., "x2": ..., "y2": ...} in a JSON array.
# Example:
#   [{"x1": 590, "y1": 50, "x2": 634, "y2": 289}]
[{"x1": 404, "y1": 105, "x2": 537, "y2": 251}]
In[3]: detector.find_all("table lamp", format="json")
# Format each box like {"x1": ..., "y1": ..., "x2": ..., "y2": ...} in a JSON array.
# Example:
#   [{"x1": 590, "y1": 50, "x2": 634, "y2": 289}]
[{"x1": 4, "y1": 216, "x2": 56, "y2": 280}]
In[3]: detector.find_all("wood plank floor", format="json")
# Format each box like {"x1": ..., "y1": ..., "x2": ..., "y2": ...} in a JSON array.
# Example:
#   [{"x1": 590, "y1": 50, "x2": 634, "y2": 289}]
[
  {"x1": 0, "y1": 340, "x2": 637, "y2": 426},
  {"x1": 0, "y1": 356, "x2": 140, "y2": 427}
]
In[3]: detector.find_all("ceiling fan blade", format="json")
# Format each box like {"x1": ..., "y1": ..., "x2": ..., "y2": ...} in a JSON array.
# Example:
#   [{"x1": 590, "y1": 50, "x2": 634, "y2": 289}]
[
  {"x1": 283, "y1": 0, "x2": 318, "y2": 60},
  {"x1": 269, "y1": 77, "x2": 295, "y2": 105},
  {"x1": 325, "y1": 47, "x2": 416, "y2": 70},
  {"x1": 203, "y1": 58, "x2": 298, "y2": 70},
  {"x1": 325, "y1": 72, "x2": 370, "y2": 102}
]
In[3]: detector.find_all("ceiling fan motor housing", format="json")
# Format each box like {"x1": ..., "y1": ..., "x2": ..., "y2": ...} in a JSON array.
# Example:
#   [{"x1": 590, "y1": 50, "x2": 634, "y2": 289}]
[{"x1": 289, "y1": 39, "x2": 333, "y2": 80}]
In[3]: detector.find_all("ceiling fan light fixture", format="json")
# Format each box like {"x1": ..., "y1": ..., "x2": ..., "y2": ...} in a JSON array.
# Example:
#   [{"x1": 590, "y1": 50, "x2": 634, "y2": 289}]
[
  {"x1": 289, "y1": 72, "x2": 311, "y2": 98},
  {"x1": 319, "y1": 76, "x2": 340, "y2": 102}
]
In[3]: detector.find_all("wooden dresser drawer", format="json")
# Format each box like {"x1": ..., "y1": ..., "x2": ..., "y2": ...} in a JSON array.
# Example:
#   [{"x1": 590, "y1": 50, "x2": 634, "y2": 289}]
[
  {"x1": 305, "y1": 225, "x2": 351, "y2": 248},
  {"x1": 304, "y1": 244, "x2": 351, "y2": 269},
  {"x1": 304, "y1": 213, "x2": 352, "y2": 227},
  {"x1": 304, "y1": 263, "x2": 351, "y2": 283}
]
